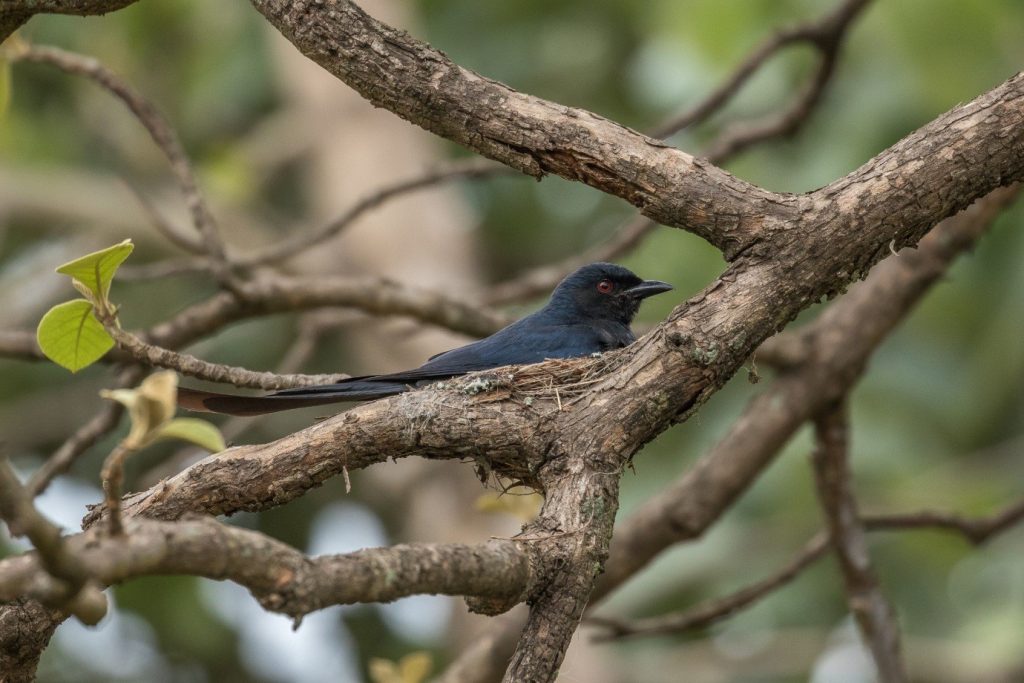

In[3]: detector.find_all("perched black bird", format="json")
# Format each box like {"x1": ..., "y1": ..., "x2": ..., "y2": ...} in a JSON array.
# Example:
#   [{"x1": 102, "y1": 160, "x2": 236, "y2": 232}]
[{"x1": 178, "y1": 263, "x2": 672, "y2": 416}]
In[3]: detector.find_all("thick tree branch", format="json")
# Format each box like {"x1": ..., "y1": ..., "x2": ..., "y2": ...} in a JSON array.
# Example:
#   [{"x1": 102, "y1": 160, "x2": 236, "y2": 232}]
[
  {"x1": 248, "y1": 0, "x2": 791, "y2": 260},
  {"x1": 81, "y1": 367, "x2": 546, "y2": 527},
  {"x1": 1, "y1": 2, "x2": 136, "y2": 41},
  {"x1": 0, "y1": 516, "x2": 533, "y2": 620},
  {"x1": 597, "y1": 184, "x2": 1019, "y2": 598},
  {"x1": 474, "y1": 0, "x2": 872, "y2": 307},
  {"x1": 812, "y1": 405, "x2": 907, "y2": 683}
]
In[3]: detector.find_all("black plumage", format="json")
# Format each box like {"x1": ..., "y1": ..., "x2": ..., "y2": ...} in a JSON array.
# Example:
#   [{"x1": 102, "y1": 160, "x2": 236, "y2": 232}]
[{"x1": 177, "y1": 263, "x2": 672, "y2": 416}]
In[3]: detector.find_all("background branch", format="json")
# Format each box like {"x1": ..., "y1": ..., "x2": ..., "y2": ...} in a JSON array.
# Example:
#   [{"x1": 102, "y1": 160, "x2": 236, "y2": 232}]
[{"x1": 812, "y1": 405, "x2": 907, "y2": 683}]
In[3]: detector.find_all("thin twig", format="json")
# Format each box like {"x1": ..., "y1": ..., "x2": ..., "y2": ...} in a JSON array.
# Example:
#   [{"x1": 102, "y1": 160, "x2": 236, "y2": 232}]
[
  {"x1": 27, "y1": 365, "x2": 145, "y2": 497},
  {"x1": 589, "y1": 532, "x2": 831, "y2": 640},
  {"x1": 12, "y1": 45, "x2": 238, "y2": 289},
  {"x1": 118, "y1": 159, "x2": 514, "y2": 279},
  {"x1": 587, "y1": 494, "x2": 1024, "y2": 641},
  {"x1": 812, "y1": 405, "x2": 907, "y2": 683},
  {"x1": 651, "y1": 0, "x2": 873, "y2": 138},
  {"x1": 102, "y1": 318, "x2": 348, "y2": 390},
  {"x1": 99, "y1": 442, "x2": 134, "y2": 536},
  {"x1": 238, "y1": 159, "x2": 512, "y2": 267},
  {"x1": 865, "y1": 500, "x2": 1024, "y2": 546}
]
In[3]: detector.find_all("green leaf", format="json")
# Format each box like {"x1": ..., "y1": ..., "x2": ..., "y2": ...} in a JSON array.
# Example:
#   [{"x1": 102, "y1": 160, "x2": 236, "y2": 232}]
[
  {"x1": 155, "y1": 418, "x2": 226, "y2": 453},
  {"x1": 55, "y1": 239, "x2": 134, "y2": 302},
  {"x1": 36, "y1": 299, "x2": 114, "y2": 372}
]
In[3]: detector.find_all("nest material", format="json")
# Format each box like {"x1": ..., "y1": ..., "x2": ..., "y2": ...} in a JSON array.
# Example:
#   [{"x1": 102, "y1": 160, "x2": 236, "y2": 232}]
[
  {"x1": 442, "y1": 351, "x2": 633, "y2": 491},
  {"x1": 453, "y1": 350, "x2": 629, "y2": 407}
]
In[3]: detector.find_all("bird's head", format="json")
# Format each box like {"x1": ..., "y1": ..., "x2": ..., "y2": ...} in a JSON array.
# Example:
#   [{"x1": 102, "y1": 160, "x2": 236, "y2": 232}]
[{"x1": 547, "y1": 262, "x2": 674, "y2": 325}]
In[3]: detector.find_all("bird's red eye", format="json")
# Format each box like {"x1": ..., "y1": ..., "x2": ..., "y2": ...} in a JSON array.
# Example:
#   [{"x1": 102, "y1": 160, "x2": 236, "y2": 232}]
[{"x1": 596, "y1": 280, "x2": 613, "y2": 294}]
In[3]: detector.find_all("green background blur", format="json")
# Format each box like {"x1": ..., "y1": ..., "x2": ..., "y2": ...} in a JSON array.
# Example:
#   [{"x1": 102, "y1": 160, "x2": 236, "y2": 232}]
[{"x1": 1, "y1": 1, "x2": 1022, "y2": 681}]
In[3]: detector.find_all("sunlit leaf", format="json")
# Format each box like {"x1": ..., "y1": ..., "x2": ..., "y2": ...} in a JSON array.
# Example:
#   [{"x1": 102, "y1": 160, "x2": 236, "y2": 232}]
[
  {"x1": 101, "y1": 371, "x2": 181, "y2": 448},
  {"x1": 397, "y1": 652, "x2": 432, "y2": 683},
  {"x1": 36, "y1": 299, "x2": 114, "y2": 372},
  {"x1": 475, "y1": 489, "x2": 543, "y2": 522},
  {"x1": 55, "y1": 239, "x2": 134, "y2": 302},
  {"x1": 137, "y1": 371, "x2": 178, "y2": 429},
  {"x1": 155, "y1": 417, "x2": 226, "y2": 453},
  {"x1": 368, "y1": 652, "x2": 432, "y2": 683},
  {"x1": 368, "y1": 659, "x2": 399, "y2": 683}
]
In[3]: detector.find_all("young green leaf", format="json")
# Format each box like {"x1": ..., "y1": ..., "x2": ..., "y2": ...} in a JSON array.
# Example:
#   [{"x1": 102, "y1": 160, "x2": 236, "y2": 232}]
[
  {"x1": 155, "y1": 418, "x2": 226, "y2": 453},
  {"x1": 36, "y1": 299, "x2": 115, "y2": 372},
  {"x1": 55, "y1": 239, "x2": 134, "y2": 302}
]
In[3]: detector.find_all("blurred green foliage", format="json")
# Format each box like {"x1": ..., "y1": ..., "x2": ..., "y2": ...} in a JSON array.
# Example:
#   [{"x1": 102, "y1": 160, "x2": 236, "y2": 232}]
[{"x1": 1, "y1": 1, "x2": 1022, "y2": 682}]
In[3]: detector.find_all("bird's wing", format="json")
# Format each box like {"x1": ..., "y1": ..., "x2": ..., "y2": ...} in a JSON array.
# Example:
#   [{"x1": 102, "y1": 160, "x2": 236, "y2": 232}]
[{"x1": 177, "y1": 319, "x2": 623, "y2": 416}]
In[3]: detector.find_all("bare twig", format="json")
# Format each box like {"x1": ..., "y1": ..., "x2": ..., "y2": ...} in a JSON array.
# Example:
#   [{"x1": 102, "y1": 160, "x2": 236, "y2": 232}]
[
  {"x1": 98, "y1": 442, "x2": 133, "y2": 536},
  {"x1": 864, "y1": 501, "x2": 1024, "y2": 546},
  {"x1": 652, "y1": 0, "x2": 872, "y2": 138},
  {"x1": 483, "y1": 215, "x2": 656, "y2": 306},
  {"x1": 812, "y1": 405, "x2": 907, "y2": 683},
  {"x1": 0, "y1": 456, "x2": 107, "y2": 624},
  {"x1": 11, "y1": 45, "x2": 238, "y2": 288},
  {"x1": 27, "y1": 365, "x2": 145, "y2": 497},
  {"x1": 589, "y1": 532, "x2": 831, "y2": 640},
  {"x1": 119, "y1": 159, "x2": 514, "y2": 280},
  {"x1": 102, "y1": 318, "x2": 348, "y2": 390},
  {"x1": 588, "y1": 494, "x2": 1024, "y2": 641},
  {"x1": 238, "y1": 159, "x2": 511, "y2": 266}
]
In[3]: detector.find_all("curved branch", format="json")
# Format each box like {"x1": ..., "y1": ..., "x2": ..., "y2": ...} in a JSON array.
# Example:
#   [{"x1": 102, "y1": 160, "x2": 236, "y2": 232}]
[
  {"x1": 248, "y1": 0, "x2": 789, "y2": 260},
  {"x1": 0, "y1": 516, "x2": 533, "y2": 620},
  {"x1": 11, "y1": 45, "x2": 234, "y2": 284},
  {"x1": 0, "y1": 458, "x2": 106, "y2": 625},
  {"x1": 483, "y1": 0, "x2": 871, "y2": 307},
  {"x1": 590, "y1": 495, "x2": 1024, "y2": 641},
  {"x1": 812, "y1": 406, "x2": 907, "y2": 682},
  {"x1": 145, "y1": 273, "x2": 511, "y2": 351},
  {"x1": 652, "y1": 0, "x2": 872, "y2": 138}
]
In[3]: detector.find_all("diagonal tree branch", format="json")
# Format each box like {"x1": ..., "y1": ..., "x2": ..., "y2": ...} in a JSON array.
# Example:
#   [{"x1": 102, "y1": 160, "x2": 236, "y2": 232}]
[
  {"x1": 248, "y1": 0, "x2": 792, "y2": 261},
  {"x1": 812, "y1": 404, "x2": 907, "y2": 683},
  {"x1": 596, "y1": 184, "x2": 1019, "y2": 599},
  {"x1": 651, "y1": 0, "x2": 873, "y2": 138},
  {"x1": 588, "y1": 494, "x2": 1024, "y2": 641}
]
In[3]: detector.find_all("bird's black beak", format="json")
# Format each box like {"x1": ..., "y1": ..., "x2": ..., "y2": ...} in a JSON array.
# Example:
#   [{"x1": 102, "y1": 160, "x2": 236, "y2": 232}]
[{"x1": 625, "y1": 279, "x2": 674, "y2": 300}]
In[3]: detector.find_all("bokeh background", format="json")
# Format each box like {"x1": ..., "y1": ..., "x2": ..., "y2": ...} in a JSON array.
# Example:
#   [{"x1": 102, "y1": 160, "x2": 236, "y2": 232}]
[{"x1": 1, "y1": 0, "x2": 1023, "y2": 681}]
